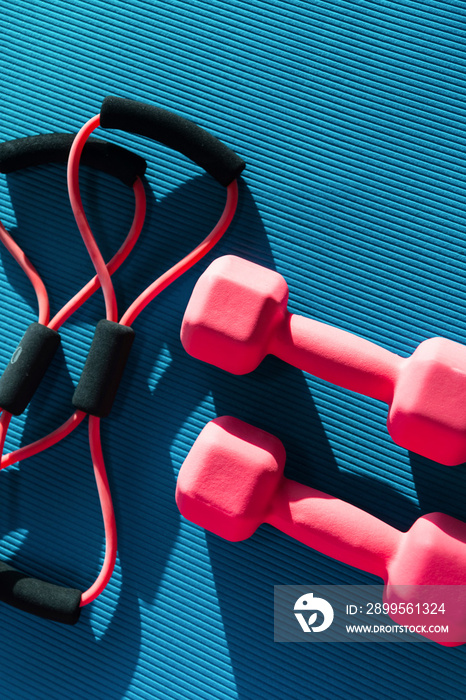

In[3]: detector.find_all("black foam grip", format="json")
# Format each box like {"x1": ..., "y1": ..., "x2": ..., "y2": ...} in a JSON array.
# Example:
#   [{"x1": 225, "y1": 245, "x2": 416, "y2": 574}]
[
  {"x1": 0, "y1": 323, "x2": 61, "y2": 416},
  {"x1": 100, "y1": 96, "x2": 246, "y2": 187},
  {"x1": 0, "y1": 133, "x2": 147, "y2": 187},
  {"x1": 0, "y1": 561, "x2": 81, "y2": 624},
  {"x1": 72, "y1": 320, "x2": 135, "y2": 418}
]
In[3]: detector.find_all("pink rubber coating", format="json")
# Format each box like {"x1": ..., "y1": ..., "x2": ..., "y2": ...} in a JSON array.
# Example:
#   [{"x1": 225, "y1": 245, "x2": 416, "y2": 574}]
[
  {"x1": 388, "y1": 337, "x2": 466, "y2": 465},
  {"x1": 271, "y1": 314, "x2": 400, "y2": 404},
  {"x1": 269, "y1": 480, "x2": 398, "y2": 580},
  {"x1": 180, "y1": 255, "x2": 402, "y2": 400},
  {"x1": 176, "y1": 416, "x2": 466, "y2": 646},
  {"x1": 176, "y1": 416, "x2": 399, "y2": 575},
  {"x1": 180, "y1": 255, "x2": 466, "y2": 466}
]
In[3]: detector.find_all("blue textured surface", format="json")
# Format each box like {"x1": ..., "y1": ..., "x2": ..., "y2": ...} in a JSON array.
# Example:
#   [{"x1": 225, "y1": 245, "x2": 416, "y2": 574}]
[{"x1": 0, "y1": 0, "x2": 465, "y2": 697}]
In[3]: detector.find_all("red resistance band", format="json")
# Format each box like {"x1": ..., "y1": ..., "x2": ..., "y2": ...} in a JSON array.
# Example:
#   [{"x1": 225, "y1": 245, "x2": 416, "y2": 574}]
[
  {"x1": 0, "y1": 132, "x2": 147, "y2": 433},
  {"x1": 0, "y1": 99, "x2": 244, "y2": 622},
  {"x1": 0, "y1": 133, "x2": 147, "y2": 623}
]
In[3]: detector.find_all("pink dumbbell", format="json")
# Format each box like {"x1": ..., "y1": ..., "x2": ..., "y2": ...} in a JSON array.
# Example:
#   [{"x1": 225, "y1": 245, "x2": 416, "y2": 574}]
[
  {"x1": 176, "y1": 415, "x2": 466, "y2": 646},
  {"x1": 181, "y1": 255, "x2": 466, "y2": 465}
]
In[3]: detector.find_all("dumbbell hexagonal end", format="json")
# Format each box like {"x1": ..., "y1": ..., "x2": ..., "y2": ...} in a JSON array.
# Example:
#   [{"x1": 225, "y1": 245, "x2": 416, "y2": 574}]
[
  {"x1": 388, "y1": 512, "x2": 466, "y2": 587},
  {"x1": 180, "y1": 255, "x2": 289, "y2": 374},
  {"x1": 388, "y1": 337, "x2": 466, "y2": 465},
  {"x1": 386, "y1": 513, "x2": 466, "y2": 645},
  {"x1": 175, "y1": 415, "x2": 286, "y2": 541}
]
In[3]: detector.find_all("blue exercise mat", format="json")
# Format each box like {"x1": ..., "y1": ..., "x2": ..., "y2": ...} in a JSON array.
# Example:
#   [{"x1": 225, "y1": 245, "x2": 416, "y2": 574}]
[{"x1": 0, "y1": 0, "x2": 465, "y2": 697}]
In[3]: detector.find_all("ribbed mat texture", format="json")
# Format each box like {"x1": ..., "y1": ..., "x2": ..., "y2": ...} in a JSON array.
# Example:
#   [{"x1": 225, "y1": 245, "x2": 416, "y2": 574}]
[{"x1": 0, "y1": 0, "x2": 465, "y2": 698}]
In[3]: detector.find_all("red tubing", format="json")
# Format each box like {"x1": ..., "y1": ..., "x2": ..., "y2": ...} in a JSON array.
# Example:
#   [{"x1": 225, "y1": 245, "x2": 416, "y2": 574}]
[
  {"x1": 0, "y1": 161, "x2": 146, "y2": 464},
  {"x1": 61, "y1": 114, "x2": 239, "y2": 605},
  {"x1": 67, "y1": 115, "x2": 119, "y2": 323},
  {"x1": 49, "y1": 176, "x2": 146, "y2": 332},
  {"x1": 80, "y1": 415, "x2": 117, "y2": 606},
  {"x1": 0, "y1": 124, "x2": 147, "y2": 608},
  {"x1": 1, "y1": 113, "x2": 239, "y2": 607},
  {"x1": 0, "y1": 120, "x2": 148, "y2": 614},
  {"x1": 120, "y1": 179, "x2": 238, "y2": 327},
  {"x1": 0, "y1": 221, "x2": 50, "y2": 326},
  {"x1": 0, "y1": 413, "x2": 11, "y2": 458},
  {"x1": 0, "y1": 217, "x2": 55, "y2": 451},
  {"x1": 0, "y1": 410, "x2": 86, "y2": 470}
]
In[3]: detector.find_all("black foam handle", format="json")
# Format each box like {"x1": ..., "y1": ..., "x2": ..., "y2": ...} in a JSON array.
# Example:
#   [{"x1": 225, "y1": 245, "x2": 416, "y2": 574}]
[
  {"x1": 0, "y1": 323, "x2": 61, "y2": 416},
  {"x1": 72, "y1": 319, "x2": 135, "y2": 417},
  {"x1": 0, "y1": 133, "x2": 147, "y2": 187},
  {"x1": 0, "y1": 561, "x2": 81, "y2": 624},
  {"x1": 100, "y1": 96, "x2": 246, "y2": 187}
]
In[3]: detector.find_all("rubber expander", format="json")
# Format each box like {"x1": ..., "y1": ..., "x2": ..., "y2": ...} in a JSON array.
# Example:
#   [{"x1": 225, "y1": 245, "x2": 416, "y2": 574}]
[
  {"x1": 0, "y1": 323, "x2": 61, "y2": 415},
  {"x1": 72, "y1": 320, "x2": 135, "y2": 417}
]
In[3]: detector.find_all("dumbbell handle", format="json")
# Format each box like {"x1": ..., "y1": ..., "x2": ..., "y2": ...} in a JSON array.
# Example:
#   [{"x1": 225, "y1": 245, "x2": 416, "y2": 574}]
[
  {"x1": 266, "y1": 476, "x2": 401, "y2": 580},
  {"x1": 269, "y1": 312, "x2": 403, "y2": 404}
]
